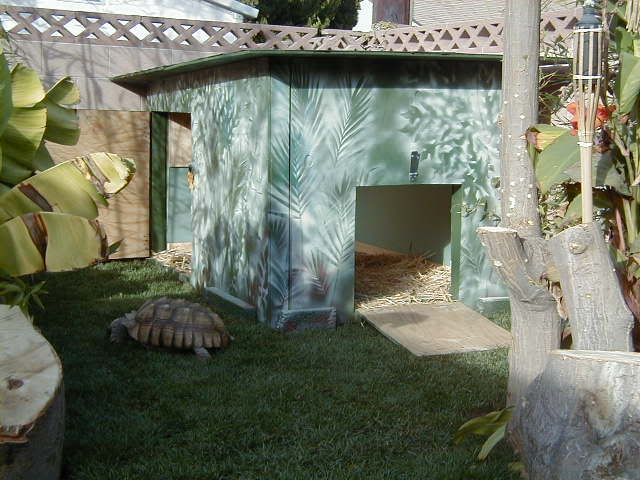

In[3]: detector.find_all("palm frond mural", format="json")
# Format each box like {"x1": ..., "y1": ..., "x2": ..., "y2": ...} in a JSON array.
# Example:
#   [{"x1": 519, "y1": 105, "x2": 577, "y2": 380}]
[
  {"x1": 288, "y1": 64, "x2": 376, "y2": 316},
  {"x1": 145, "y1": 57, "x2": 503, "y2": 327},
  {"x1": 397, "y1": 62, "x2": 503, "y2": 302},
  {"x1": 148, "y1": 62, "x2": 271, "y2": 314}
]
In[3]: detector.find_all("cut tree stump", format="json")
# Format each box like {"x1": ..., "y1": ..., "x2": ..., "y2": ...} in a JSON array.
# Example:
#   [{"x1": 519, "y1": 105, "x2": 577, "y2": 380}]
[
  {"x1": 478, "y1": 227, "x2": 562, "y2": 407},
  {"x1": 549, "y1": 223, "x2": 634, "y2": 351},
  {"x1": 0, "y1": 305, "x2": 64, "y2": 480},
  {"x1": 513, "y1": 350, "x2": 640, "y2": 480}
]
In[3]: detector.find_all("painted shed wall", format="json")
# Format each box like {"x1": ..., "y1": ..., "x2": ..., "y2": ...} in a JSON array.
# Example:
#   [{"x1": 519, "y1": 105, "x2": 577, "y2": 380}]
[
  {"x1": 148, "y1": 61, "x2": 271, "y2": 315},
  {"x1": 146, "y1": 56, "x2": 505, "y2": 328},
  {"x1": 280, "y1": 58, "x2": 503, "y2": 323}
]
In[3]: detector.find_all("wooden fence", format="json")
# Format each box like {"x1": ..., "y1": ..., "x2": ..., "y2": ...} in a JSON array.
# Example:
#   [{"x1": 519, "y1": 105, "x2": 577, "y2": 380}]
[{"x1": 1, "y1": 5, "x2": 576, "y2": 55}]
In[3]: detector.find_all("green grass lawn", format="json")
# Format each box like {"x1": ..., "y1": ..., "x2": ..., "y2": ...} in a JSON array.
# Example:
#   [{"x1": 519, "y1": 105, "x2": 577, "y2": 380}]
[{"x1": 35, "y1": 260, "x2": 518, "y2": 480}]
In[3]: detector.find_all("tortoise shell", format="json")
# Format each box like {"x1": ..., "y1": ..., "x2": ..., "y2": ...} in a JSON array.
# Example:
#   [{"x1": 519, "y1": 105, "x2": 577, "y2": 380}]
[{"x1": 124, "y1": 297, "x2": 230, "y2": 350}]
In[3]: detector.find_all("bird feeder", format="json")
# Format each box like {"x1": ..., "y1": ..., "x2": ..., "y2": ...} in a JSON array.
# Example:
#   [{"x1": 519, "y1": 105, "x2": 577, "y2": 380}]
[{"x1": 573, "y1": 0, "x2": 603, "y2": 223}]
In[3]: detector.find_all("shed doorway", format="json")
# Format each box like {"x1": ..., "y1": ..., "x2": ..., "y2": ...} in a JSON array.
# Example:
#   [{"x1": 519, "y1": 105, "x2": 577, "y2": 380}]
[
  {"x1": 354, "y1": 184, "x2": 511, "y2": 356},
  {"x1": 151, "y1": 112, "x2": 193, "y2": 276},
  {"x1": 354, "y1": 184, "x2": 458, "y2": 312},
  {"x1": 166, "y1": 112, "x2": 193, "y2": 246}
]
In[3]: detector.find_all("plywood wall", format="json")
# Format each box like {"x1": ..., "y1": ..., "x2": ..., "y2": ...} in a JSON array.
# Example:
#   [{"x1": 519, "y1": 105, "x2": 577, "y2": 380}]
[
  {"x1": 47, "y1": 110, "x2": 150, "y2": 259},
  {"x1": 167, "y1": 112, "x2": 192, "y2": 167}
]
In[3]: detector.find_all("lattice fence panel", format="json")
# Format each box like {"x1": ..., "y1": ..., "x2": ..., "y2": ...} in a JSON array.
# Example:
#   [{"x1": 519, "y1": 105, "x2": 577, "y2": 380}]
[{"x1": 0, "y1": 5, "x2": 576, "y2": 55}]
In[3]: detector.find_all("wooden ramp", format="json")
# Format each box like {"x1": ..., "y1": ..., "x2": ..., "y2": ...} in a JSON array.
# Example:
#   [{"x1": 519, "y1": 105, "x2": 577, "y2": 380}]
[{"x1": 361, "y1": 302, "x2": 511, "y2": 356}]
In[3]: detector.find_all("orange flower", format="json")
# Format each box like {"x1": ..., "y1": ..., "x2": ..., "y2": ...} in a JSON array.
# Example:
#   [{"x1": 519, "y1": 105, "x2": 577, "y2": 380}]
[
  {"x1": 596, "y1": 104, "x2": 616, "y2": 126},
  {"x1": 567, "y1": 102, "x2": 579, "y2": 135},
  {"x1": 566, "y1": 102, "x2": 615, "y2": 135}
]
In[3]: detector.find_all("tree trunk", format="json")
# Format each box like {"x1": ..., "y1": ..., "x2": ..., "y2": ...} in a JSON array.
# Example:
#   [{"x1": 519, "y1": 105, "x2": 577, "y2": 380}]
[
  {"x1": 500, "y1": 0, "x2": 542, "y2": 236},
  {"x1": 476, "y1": 0, "x2": 562, "y2": 410},
  {"x1": 477, "y1": 227, "x2": 562, "y2": 406},
  {"x1": 513, "y1": 350, "x2": 640, "y2": 480},
  {"x1": 0, "y1": 305, "x2": 64, "y2": 480},
  {"x1": 548, "y1": 223, "x2": 634, "y2": 351}
]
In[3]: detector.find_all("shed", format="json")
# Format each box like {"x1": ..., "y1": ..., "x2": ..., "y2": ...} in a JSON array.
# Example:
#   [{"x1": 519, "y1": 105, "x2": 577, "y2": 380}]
[{"x1": 116, "y1": 50, "x2": 505, "y2": 330}]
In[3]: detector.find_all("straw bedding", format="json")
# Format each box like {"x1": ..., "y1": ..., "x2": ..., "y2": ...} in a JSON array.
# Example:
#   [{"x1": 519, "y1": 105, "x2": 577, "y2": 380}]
[
  {"x1": 152, "y1": 244, "x2": 192, "y2": 276},
  {"x1": 354, "y1": 252, "x2": 452, "y2": 311},
  {"x1": 151, "y1": 246, "x2": 452, "y2": 310}
]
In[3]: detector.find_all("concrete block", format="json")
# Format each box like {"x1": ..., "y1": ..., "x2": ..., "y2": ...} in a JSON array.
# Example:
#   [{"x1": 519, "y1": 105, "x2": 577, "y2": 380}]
[
  {"x1": 10, "y1": 41, "x2": 43, "y2": 71},
  {"x1": 42, "y1": 43, "x2": 110, "y2": 78},
  {"x1": 42, "y1": 75, "x2": 144, "y2": 111},
  {"x1": 109, "y1": 46, "x2": 173, "y2": 76},
  {"x1": 171, "y1": 50, "x2": 215, "y2": 65}
]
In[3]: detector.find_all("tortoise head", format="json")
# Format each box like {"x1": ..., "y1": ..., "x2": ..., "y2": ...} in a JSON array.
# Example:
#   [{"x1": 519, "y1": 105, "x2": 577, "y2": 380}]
[{"x1": 109, "y1": 312, "x2": 137, "y2": 343}]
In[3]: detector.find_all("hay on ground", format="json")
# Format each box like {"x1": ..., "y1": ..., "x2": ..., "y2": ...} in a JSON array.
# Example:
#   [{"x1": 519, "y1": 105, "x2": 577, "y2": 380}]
[
  {"x1": 355, "y1": 252, "x2": 452, "y2": 311},
  {"x1": 152, "y1": 244, "x2": 192, "y2": 276},
  {"x1": 151, "y1": 245, "x2": 452, "y2": 309}
]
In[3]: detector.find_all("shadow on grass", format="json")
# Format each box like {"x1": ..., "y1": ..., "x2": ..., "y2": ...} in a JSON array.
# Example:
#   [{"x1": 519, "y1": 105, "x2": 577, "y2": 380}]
[{"x1": 34, "y1": 260, "x2": 517, "y2": 480}]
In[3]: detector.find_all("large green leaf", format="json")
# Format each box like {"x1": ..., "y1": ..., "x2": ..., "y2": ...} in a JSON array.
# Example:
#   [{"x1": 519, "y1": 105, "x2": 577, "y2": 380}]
[
  {"x1": 535, "y1": 130, "x2": 579, "y2": 193},
  {"x1": 0, "y1": 159, "x2": 33, "y2": 186},
  {"x1": 561, "y1": 192, "x2": 615, "y2": 226},
  {"x1": 535, "y1": 131, "x2": 629, "y2": 195},
  {"x1": 0, "y1": 162, "x2": 106, "y2": 224},
  {"x1": 0, "y1": 211, "x2": 107, "y2": 277},
  {"x1": 0, "y1": 153, "x2": 135, "y2": 224},
  {"x1": 0, "y1": 105, "x2": 47, "y2": 184},
  {"x1": 40, "y1": 77, "x2": 80, "y2": 145},
  {"x1": 71, "y1": 152, "x2": 136, "y2": 196},
  {"x1": 0, "y1": 50, "x2": 12, "y2": 148},
  {"x1": 565, "y1": 151, "x2": 631, "y2": 196},
  {"x1": 32, "y1": 142, "x2": 54, "y2": 172},
  {"x1": 527, "y1": 124, "x2": 569, "y2": 168},
  {"x1": 44, "y1": 77, "x2": 80, "y2": 107},
  {"x1": 618, "y1": 52, "x2": 640, "y2": 114},
  {"x1": 615, "y1": 26, "x2": 635, "y2": 55},
  {"x1": 10, "y1": 64, "x2": 45, "y2": 108},
  {"x1": 0, "y1": 65, "x2": 79, "y2": 187}
]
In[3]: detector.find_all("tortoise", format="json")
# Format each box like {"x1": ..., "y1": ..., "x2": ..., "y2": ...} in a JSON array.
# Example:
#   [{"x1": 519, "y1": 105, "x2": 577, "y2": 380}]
[{"x1": 110, "y1": 297, "x2": 231, "y2": 359}]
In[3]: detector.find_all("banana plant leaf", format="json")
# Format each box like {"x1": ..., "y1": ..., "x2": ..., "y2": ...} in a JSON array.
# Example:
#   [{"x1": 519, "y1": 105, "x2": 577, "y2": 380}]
[
  {"x1": 0, "y1": 106, "x2": 47, "y2": 172},
  {"x1": 0, "y1": 211, "x2": 108, "y2": 277},
  {"x1": 0, "y1": 153, "x2": 136, "y2": 224},
  {"x1": 10, "y1": 64, "x2": 45, "y2": 109},
  {"x1": 560, "y1": 192, "x2": 615, "y2": 227},
  {"x1": 535, "y1": 131, "x2": 630, "y2": 195},
  {"x1": 0, "y1": 63, "x2": 80, "y2": 188},
  {"x1": 618, "y1": 51, "x2": 640, "y2": 114},
  {"x1": 32, "y1": 142, "x2": 53, "y2": 172},
  {"x1": 41, "y1": 77, "x2": 80, "y2": 146},
  {"x1": 71, "y1": 152, "x2": 136, "y2": 196},
  {"x1": 0, "y1": 50, "x2": 12, "y2": 159},
  {"x1": 527, "y1": 124, "x2": 568, "y2": 153},
  {"x1": 0, "y1": 163, "x2": 104, "y2": 223}
]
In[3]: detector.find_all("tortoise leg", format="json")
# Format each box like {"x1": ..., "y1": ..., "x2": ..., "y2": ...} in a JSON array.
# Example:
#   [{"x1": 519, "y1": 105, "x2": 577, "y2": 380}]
[{"x1": 194, "y1": 347, "x2": 211, "y2": 360}]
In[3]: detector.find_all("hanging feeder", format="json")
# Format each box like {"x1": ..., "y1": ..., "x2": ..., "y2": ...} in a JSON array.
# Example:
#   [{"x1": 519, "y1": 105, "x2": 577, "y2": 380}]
[{"x1": 573, "y1": 0, "x2": 603, "y2": 224}]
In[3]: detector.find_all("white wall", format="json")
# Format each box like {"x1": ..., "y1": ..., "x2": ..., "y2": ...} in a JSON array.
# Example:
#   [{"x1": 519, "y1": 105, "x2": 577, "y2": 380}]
[
  {"x1": 3, "y1": 0, "x2": 257, "y2": 22},
  {"x1": 353, "y1": 0, "x2": 373, "y2": 32},
  {"x1": 412, "y1": 0, "x2": 575, "y2": 28}
]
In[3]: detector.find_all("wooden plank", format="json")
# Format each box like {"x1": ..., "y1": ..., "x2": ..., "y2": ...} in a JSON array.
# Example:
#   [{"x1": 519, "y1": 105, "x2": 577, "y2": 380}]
[
  {"x1": 362, "y1": 302, "x2": 511, "y2": 356},
  {"x1": 354, "y1": 241, "x2": 403, "y2": 256},
  {"x1": 167, "y1": 113, "x2": 192, "y2": 167},
  {"x1": 47, "y1": 110, "x2": 150, "y2": 258}
]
